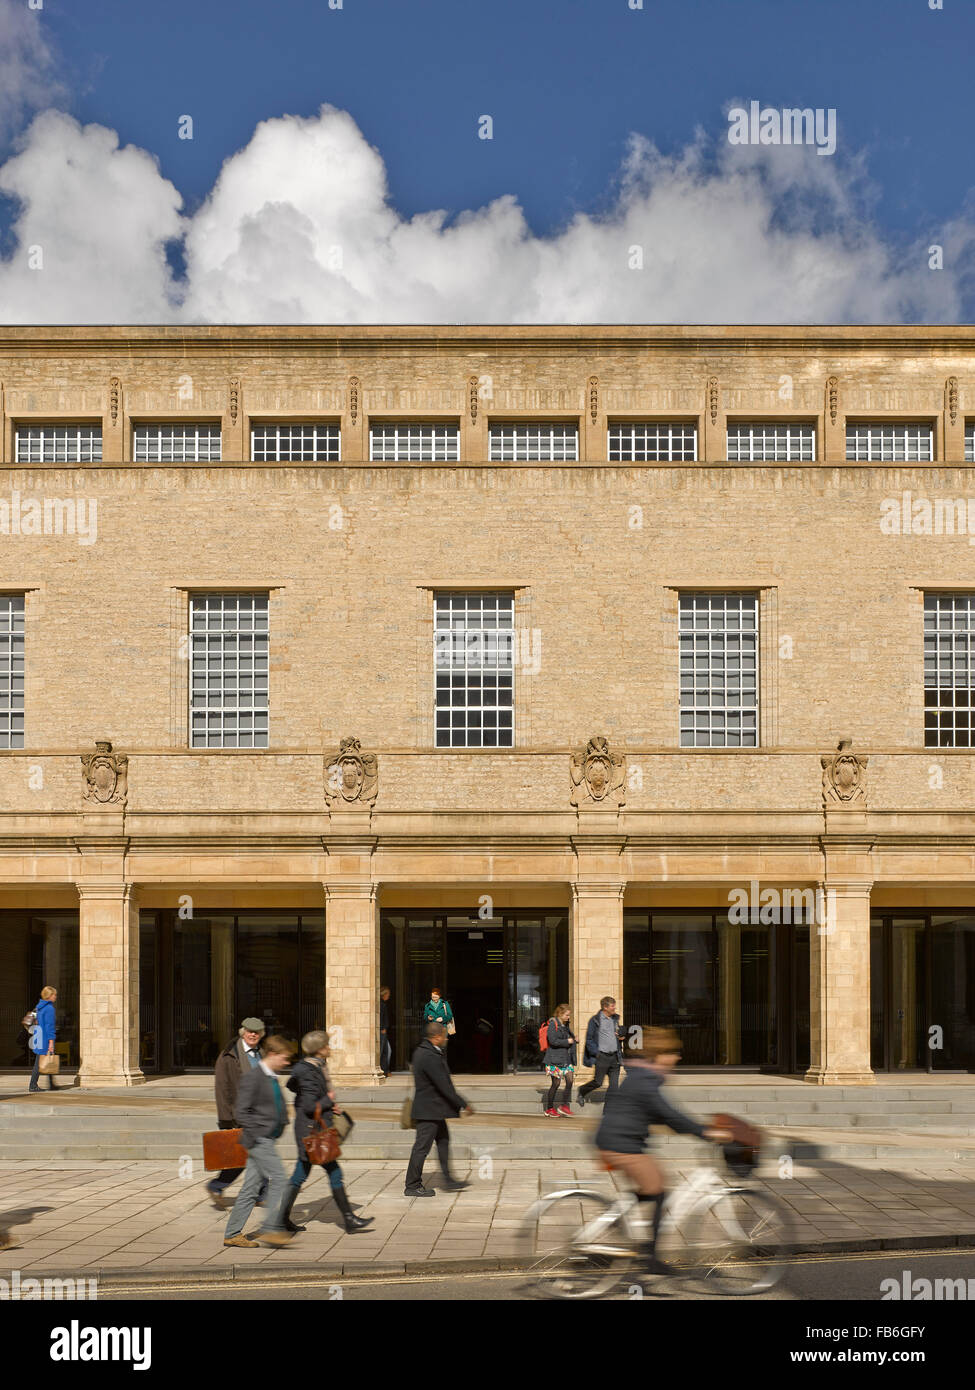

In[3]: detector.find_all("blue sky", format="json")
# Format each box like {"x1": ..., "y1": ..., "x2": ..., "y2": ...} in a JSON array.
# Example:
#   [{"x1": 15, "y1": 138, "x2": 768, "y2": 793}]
[
  {"x1": 0, "y1": 0, "x2": 973, "y2": 322},
  {"x1": 54, "y1": 0, "x2": 972, "y2": 235}
]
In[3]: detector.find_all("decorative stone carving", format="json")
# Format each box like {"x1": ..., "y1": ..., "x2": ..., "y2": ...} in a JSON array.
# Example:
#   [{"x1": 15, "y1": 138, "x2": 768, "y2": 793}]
[
  {"x1": 109, "y1": 377, "x2": 121, "y2": 426},
  {"x1": 81, "y1": 740, "x2": 128, "y2": 806},
  {"x1": 588, "y1": 376, "x2": 598, "y2": 424},
  {"x1": 229, "y1": 378, "x2": 240, "y2": 425},
  {"x1": 349, "y1": 376, "x2": 359, "y2": 426},
  {"x1": 570, "y1": 734, "x2": 626, "y2": 808},
  {"x1": 947, "y1": 376, "x2": 959, "y2": 427},
  {"x1": 469, "y1": 375, "x2": 478, "y2": 424},
  {"x1": 708, "y1": 377, "x2": 719, "y2": 425},
  {"x1": 826, "y1": 375, "x2": 838, "y2": 426},
  {"x1": 324, "y1": 736, "x2": 378, "y2": 808},
  {"x1": 821, "y1": 737, "x2": 867, "y2": 807}
]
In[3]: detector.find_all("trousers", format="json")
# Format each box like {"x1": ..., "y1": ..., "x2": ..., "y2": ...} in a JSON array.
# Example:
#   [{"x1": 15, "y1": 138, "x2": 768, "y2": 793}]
[
  {"x1": 224, "y1": 1136, "x2": 288, "y2": 1239},
  {"x1": 405, "y1": 1119, "x2": 451, "y2": 1190}
]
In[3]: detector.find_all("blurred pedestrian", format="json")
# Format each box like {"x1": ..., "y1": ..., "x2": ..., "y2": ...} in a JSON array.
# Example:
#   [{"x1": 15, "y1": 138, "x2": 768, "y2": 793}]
[
  {"x1": 223, "y1": 1035, "x2": 296, "y2": 1249},
  {"x1": 380, "y1": 986, "x2": 392, "y2": 1076},
  {"x1": 28, "y1": 987, "x2": 59, "y2": 1093},
  {"x1": 404, "y1": 1022, "x2": 473, "y2": 1197},
  {"x1": 577, "y1": 996, "x2": 625, "y2": 1108},
  {"x1": 207, "y1": 1017, "x2": 267, "y2": 1210},
  {"x1": 543, "y1": 1004, "x2": 577, "y2": 1116},
  {"x1": 279, "y1": 1030, "x2": 373, "y2": 1235}
]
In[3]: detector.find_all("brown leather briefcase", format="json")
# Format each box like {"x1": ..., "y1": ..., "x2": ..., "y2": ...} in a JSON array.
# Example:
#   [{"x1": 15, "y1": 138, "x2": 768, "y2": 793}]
[{"x1": 203, "y1": 1128, "x2": 247, "y2": 1171}]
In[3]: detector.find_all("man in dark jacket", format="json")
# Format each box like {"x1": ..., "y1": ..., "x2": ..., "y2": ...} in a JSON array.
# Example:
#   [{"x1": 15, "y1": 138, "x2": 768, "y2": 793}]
[
  {"x1": 404, "y1": 1022, "x2": 474, "y2": 1197},
  {"x1": 577, "y1": 996, "x2": 625, "y2": 1108},
  {"x1": 207, "y1": 1017, "x2": 266, "y2": 1209}
]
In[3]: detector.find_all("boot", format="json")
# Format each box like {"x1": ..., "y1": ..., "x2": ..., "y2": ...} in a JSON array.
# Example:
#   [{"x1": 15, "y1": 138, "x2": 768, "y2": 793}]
[
  {"x1": 279, "y1": 1184, "x2": 306, "y2": 1234},
  {"x1": 640, "y1": 1193, "x2": 675, "y2": 1277},
  {"x1": 333, "y1": 1185, "x2": 373, "y2": 1233}
]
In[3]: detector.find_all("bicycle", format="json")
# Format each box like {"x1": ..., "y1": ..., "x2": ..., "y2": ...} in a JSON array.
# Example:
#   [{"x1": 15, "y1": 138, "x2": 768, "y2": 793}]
[{"x1": 519, "y1": 1147, "x2": 793, "y2": 1299}]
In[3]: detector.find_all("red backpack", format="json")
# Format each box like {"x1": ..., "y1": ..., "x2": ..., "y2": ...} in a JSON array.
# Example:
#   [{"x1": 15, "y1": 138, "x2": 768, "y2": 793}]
[{"x1": 538, "y1": 1018, "x2": 553, "y2": 1054}]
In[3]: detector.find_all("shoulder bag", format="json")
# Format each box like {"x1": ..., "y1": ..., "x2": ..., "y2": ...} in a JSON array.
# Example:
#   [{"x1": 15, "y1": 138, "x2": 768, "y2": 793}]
[{"x1": 302, "y1": 1103, "x2": 342, "y2": 1165}]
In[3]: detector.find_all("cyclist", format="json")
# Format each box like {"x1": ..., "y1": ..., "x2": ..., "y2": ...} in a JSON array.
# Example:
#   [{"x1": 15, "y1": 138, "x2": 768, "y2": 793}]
[{"x1": 594, "y1": 1026, "x2": 732, "y2": 1276}]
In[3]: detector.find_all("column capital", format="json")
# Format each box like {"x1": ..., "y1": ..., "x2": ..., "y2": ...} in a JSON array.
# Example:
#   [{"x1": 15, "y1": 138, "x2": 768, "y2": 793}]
[
  {"x1": 323, "y1": 880, "x2": 378, "y2": 902},
  {"x1": 571, "y1": 881, "x2": 626, "y2": 901},
  {"x1": 76, "y1": 880, "x2": 136, "y2": 902}
]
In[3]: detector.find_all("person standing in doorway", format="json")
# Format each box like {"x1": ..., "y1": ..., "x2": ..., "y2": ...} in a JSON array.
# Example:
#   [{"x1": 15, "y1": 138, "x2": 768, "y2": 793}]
[
  {"x1": 223, "y1": 1034, "x2": 296, "y2": 1249},
  {"x1": 380, "y1": 986, "x2": 393, "y2": 1077},
  {"x1": 28, "y1": 987, "x2": 59, "y2": 1093},
  {"x1": 279, "y1": 1030, "x2": 373, "y2": 1235},
  {"x1": 207, "y1": 1018, "x2": 267, "y2": 1210},
  {"x1": 543, "y1": 1004, "x2": 577, "y2": 1116},
  {"x1": 423, "y1": 987, "x2": 453, "y2": 1034},
  {"x1": 577, "y1": 996, "x2": 625, "y2": 1108},
  {"x1": 404, "y1": 1022, "x2": 473, "y2": 1197}
]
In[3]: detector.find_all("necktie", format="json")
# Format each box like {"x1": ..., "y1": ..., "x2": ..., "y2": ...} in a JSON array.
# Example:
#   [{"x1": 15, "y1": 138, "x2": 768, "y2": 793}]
[
  {"x1": 270, "y1": 1076, "x2": 285, "y2": 1134},
  {"x1": 247, "y1": 1050, "x2": 259, "y2": 1069}
]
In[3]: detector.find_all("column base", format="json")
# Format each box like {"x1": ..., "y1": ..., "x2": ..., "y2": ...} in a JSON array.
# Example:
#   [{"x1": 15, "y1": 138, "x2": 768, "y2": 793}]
[
  {"x1": 330, "y1": 1068, "x2": 387, "y2": 1088},
  {"x1": 78, "y1": 1069, "x2": 147, "y2": 1088},
  {"x1": 803, "y1": 1067, "x2": 875, "y2": 1086}
]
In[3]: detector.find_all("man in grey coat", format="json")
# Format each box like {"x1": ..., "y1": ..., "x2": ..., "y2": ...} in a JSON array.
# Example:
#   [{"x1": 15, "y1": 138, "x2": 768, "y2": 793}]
[
  {"x1": 223, "y1": 1034, "x2": 296, "y2": 1249},
  {"x1": 207, "y1": 1017, "x2": 266, "y2": 1210}
]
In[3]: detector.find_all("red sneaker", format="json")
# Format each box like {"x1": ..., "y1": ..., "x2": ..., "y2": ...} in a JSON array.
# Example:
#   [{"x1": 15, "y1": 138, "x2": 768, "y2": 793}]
[
  {"x1": 544, "y1": 1108, "x2": 559, "y2": 1117},
  {"x1": 557, "y1": 1105, "x2": 572, "y2": 1117}
]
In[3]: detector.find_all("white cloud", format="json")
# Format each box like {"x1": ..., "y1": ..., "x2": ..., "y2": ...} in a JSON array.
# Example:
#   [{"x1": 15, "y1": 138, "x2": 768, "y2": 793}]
[
  {"x1": 0, "y1": 100, "x2": 966, "y2": 324},
  {"x1": 0, "y1": 0, "x2": 64, "y2": 147}
]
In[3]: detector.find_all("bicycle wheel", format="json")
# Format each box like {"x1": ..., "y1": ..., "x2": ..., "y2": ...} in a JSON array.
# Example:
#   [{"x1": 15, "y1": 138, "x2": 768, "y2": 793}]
[
  {"x1": 681, "y1": 1187, "x2": 792, "y2": 1295},
  {"x1": 519, "y1": 1190, "x2": 637, "y2": 1300}
]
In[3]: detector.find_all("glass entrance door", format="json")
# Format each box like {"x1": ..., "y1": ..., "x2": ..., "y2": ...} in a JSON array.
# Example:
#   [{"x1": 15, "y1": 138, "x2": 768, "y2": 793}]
[{"x1": 381, "y1": 909, "x2": 568, "y2": 1072}]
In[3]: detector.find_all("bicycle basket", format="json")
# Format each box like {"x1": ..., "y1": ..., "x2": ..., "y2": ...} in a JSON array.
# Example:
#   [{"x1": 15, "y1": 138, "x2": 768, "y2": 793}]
[{"x1": 722, "y1": 1140, "x2": 759, "y2": 1178}]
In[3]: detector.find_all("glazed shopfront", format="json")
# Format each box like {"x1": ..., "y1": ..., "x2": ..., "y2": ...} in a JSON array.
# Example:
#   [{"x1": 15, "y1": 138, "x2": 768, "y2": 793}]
[{"x1": 4, "y1": 903, "x2": 974, "y2": 1077}]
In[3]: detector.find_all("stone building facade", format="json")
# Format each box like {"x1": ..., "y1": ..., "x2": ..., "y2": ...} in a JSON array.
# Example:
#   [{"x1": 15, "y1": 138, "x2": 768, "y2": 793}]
[{"x1": 0, "y1": 325, "x2": 974, "y2": 1086}]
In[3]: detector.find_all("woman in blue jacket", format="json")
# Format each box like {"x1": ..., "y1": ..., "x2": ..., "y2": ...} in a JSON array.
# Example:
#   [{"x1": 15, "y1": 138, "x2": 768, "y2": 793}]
[{"x1": 29, "y1": 986, "x2": 59, "y2": 1093}]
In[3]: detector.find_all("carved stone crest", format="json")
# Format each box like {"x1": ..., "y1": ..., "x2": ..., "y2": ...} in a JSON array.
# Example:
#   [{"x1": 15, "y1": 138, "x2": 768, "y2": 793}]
[
  {"x1": 349, "y1": 376, "x2": 360, "y2": 426},
  {"x1": 570, "y1": 734, "x2": 626, "y2": 808},
  {"x1": 229, "y1": 378, "x2": 240, "y2": 425},
  {"x1": 588, "y1": 376, "x2": 598, "y2": 424},
  {"x1": 826, "y1": 375, "x2": 838, "y2": 426},
  {"x1": 821, "y1": 737, "x2": 867, "y2": 807},
  {"x1": 708, "y1": 376, "x2": 719, "y2": 425},
  {"x1": 469, "y1": 375, "x2": 479, "y2": 424},
  {"x1": 81, "y1": 740, "x2": 128, "y2": 806},
  {"x1": 324, "y1": 736, "x2": 378, "y2": 808},
  {"x1": 109, "y1": 377, "x2": 121, "y2": 426},
  {"x1": 947, "y1": 375, "x2": 959, "y2": 427}
]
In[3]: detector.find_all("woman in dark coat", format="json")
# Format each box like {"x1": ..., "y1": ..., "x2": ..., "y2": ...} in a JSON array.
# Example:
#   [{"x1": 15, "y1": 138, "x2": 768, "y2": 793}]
[
  {"x1": 278, "y1": 1030, "x2": 373, "y2": 1235},
  {"x1": 543, "y1": 1003, "x2": 578, "y2": 1116}
]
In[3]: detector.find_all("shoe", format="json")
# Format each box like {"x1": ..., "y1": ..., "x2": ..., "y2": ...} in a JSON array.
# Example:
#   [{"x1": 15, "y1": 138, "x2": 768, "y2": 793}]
[
  {"x1": 404, "y1": 1186, "x2": 437, "y2": 1197},
  {"x1": 441, "y1": 1178, "x2": 470, "y2": 1191},
  {"x1": 557, "y1": 1105, "x2": 572, "y2": 1117},
  {"x1": 0, "y1": 1232, "x2": 19, "y2": 1251},
  {"x1": 544, "y1": 1108, "x2": 559, "y2": 1117},
  {"x1": 257, "y1": 1230, "x2": 293, "y2": 1248},
  {"x1": 334, "y1": 1186, "x2": 374, "y2": 1232},
  {"x1": 279, "y1": 1185, "x2": 306, "y2": 1234},
  {"x1": 645, "y1": 1256, "x2": 677, "y2": 1277},
  {"x1": 223, "y1": 1234, "x2": 260, "y2": 1249},
  {"x1": 576, "y1": 1092, "x2": 586, "y2": 1108},
  {"x1": 27, "y1": 1087, "x2": 39, "y2": 1094}
]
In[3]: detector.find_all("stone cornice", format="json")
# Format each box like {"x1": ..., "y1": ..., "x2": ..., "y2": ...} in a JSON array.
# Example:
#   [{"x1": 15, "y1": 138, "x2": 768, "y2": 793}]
[{"x1": 1, "y1": 324, "x2": 975, "y2": 356}]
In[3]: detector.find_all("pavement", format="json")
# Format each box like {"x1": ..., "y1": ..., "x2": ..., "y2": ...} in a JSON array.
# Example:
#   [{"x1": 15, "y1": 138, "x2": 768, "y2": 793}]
[{"x1": 4, "y1": 1152, "x2": 975, "y2": 1282}]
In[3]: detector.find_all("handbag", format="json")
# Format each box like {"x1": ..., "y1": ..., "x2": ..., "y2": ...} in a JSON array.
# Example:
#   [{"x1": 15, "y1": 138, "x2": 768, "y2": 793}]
[
  {"x1": 332, "y1": 1109, "x2": 354, "y2": 1142},
  {"x1": 399, "y1": 1094, "x2": 415, "y2": 1130},
  {"x1": 446, "y1": 1007, "x2": 456, "y2": 1037},
  {"x1": 202, "y1": 1128, "x2": 247, "y2": 1171},
  {"x1": 37, "y1": 1054, "x2": 60, "y2": 1075},
  {"x1": 302, "y1": 1103, "x2": 342, "y2": 1165}
]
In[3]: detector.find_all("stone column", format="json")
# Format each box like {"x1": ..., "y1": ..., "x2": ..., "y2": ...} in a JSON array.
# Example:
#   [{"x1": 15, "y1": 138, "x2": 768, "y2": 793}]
[
  {"x1": 323, "y1": 877, "x2": 384, "y2": 1085},
  {"x1": 77, "y1": 883, "x2": 145, "y2": 1087},
  {"x1": 570, "y1": 881, "x2": 625, "y2": 1071},
  {"x1": 805, "y1": 877, "x2": 874, "y2": 1084}
]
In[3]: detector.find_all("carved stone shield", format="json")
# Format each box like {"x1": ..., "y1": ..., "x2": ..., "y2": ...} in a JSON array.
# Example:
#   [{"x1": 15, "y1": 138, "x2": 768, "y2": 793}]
[{"x1": 324, "y1": 736, "x2": 378, "y2": 808}]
